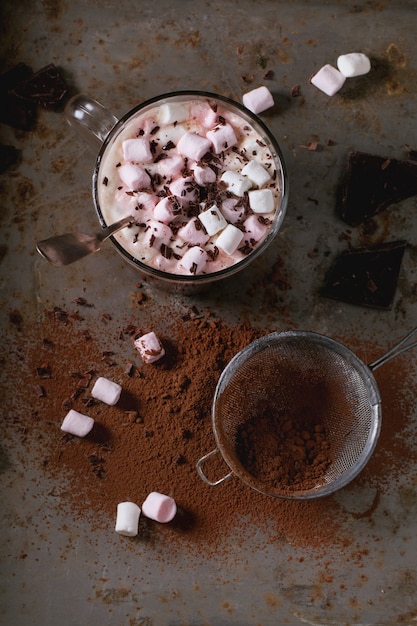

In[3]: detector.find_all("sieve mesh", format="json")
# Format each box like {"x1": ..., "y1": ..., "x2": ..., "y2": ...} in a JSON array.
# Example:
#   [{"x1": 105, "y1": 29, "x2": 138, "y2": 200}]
[{"x1": 212, "y1": 332, "x2": 381, "y2": 499}]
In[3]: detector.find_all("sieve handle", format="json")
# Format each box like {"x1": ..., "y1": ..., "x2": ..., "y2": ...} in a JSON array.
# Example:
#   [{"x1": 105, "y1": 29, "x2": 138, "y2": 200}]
[
  {"x1": 196, "y1": 449, "x2": 233, "y2": 486},
  {"x1": 368, "y1": 326, "x2": 417, "y2": 371}
]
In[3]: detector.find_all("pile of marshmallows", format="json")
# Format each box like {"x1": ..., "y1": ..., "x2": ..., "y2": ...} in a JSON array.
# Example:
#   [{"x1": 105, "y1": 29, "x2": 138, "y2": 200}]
[
  {"x1": 310, "y1": 52, "x2": 371, "y2": 96},
  {"x1": 60, "y1": 331, "x2": 172, "y2": 537}
]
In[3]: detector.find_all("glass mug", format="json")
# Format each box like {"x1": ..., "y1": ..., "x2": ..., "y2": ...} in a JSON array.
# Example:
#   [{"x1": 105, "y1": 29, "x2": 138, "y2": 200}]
[{"x1": 65, "y1": 91, "x2": 289, "y2": 293}]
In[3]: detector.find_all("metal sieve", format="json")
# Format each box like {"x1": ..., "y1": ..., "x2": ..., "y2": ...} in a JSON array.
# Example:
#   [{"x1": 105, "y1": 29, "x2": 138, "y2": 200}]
[{"x1": 196, "y1": 328, "x2": 417, "y2": 500}]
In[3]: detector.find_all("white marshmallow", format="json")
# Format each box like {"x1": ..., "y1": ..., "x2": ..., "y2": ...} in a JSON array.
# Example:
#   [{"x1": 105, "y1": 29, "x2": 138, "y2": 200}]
[
  {"x1": 177, "y1": 217, "x2": 210, "y2": 246},
  {"x1": 310, "y1": 64, "x2": 346, "y2": 96},
  {"x1": 241, "y1": 160, "x2": 271, "y2": 187},
  {"x1": 178, "y1": 246, "x2": 208, "y2": 275},
  {"x1": 134, "y1": 331, "x2": 165, "y2": 364},
  {"x1": 243, "y1": 214, "x2": 268, "y2": 242},
  {"x1": 122, "y1": 137, "x2": 153, "y2": 163},
  {"x1": 118, "y1": 164, "x2": 151, "y2": 190},
  {"x1": 115, "y1": 501, "x2": 141, "y2": 537},
  {"x1": 177, "y1": 131, "x2": 212, "y2": 161},
  {"x1": 61, "y1": 409, "x2": 94, "y2": 438},
  {"x1": 141, "y1": 492, "x2": 177, "y2": 523},
  {"x1": 198, "y1": 204, "x2": 227, "y2": 236},
  {"x1": 158, "y1": 102, "x2": 189, "y2": 124},
  {"x1": 206, "y1": 123, "x2": 238, "y2": 153},
  {"x1": 220, "y1": 170, "x2": 252, "y2": 197},
  {"x1": 91, "y1": 377, "x2": 122, "y2": 406},
  {"x1": 337, "y1": 52, "x2": 371, "y2": 78},
  {"x1": 216, "y1": 223, "x2": 244, "y2": 255},
  {"x1": 153, "y1": 196, "x2": 182, "y2": 224},
  {"x1": 242, "y1": 86, "x2": 274, "y2": 114},
  {"x1": 143, "y1": 220, "x2": 172, "y2": 249},
  {"x1": 248, "y1": 188, "x2": 275, "y2": 213}
]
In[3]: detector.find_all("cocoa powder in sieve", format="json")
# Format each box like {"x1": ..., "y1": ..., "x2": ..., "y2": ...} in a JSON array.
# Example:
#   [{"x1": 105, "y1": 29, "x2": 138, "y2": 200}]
[{"x1": 236, "y1": 410, "x2": 332, "y2": 491}]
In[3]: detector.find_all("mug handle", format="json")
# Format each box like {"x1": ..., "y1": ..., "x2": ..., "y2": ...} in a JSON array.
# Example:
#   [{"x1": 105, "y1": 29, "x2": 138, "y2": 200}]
[
  {"x1": 196, "y1": 448, "x2": 233, "y2": 486},
  {"x1": 64, "y1": 94, "x2": 119, "y2": 151}
]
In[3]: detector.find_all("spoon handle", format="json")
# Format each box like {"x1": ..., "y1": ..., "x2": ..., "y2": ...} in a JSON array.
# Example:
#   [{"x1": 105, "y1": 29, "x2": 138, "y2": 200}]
[{"x1": 96, "y1": 215, "x2": 136, "y2": 242}]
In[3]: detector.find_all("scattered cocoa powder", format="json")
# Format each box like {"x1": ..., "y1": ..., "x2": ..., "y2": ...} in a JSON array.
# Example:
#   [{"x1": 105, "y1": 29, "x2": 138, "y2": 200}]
[{"x1": 3, "y1": 303, "x2": 417, "y2": 565}]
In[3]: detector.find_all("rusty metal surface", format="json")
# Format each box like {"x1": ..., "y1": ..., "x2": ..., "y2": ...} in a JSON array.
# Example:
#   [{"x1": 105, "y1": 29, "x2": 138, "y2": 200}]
[{"x1": 1, "y1": 1, "x2": 417, "y2": 624}]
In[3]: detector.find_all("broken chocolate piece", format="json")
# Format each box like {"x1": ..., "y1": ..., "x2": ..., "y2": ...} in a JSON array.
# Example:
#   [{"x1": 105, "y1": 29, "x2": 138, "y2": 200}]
[
  {"x1": 0, "y1": 144, "x2": 20, "y2": 173},
  {"x1": 322, "y1": 240, "x2": 406, "y2": 310},
  {"x1": 10, "y1": 64, "x2": 69, "y2": 110},
  {"x1": 0, "y1": 63, "x2": 37, "y2": 130},
  {"x1": 340, "y1": 151, "x2": 417, "y2": 226}
]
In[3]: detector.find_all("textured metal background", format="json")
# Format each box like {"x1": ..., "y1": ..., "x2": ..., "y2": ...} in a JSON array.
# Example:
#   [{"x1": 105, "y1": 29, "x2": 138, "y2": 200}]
[{"x1": 1, "y1": 1, "x2": 417, "y2": 624}]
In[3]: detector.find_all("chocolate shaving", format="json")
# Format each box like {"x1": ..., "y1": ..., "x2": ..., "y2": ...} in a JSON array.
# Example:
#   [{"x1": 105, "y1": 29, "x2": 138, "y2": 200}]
[{"x1": 9, "y1": 64, "x2": 68, "y2": 110}]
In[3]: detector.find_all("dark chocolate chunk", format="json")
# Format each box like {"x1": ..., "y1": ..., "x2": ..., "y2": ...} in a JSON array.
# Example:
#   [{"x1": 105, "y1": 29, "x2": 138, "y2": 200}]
[
  {"x1": 340, "y1": 151, "x2": 417, "y2": 226},
  {"x1": 322, "y1": 240, "x2": 406, "y2": 310},
  {"x1": 10, "y1": 64, "x2": 69, "y2": 110},
  {"x1": 0, "y1": 63, "x2": 37, "y2": 130},
  {"x1": 0, "y1": 144, "x2": 20, "y2": 173}
]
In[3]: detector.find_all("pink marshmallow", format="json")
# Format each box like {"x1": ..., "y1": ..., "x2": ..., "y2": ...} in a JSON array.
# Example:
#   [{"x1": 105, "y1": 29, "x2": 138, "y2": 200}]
[
  {"x1": 206, "y1": 123, "x2": 238, "y2": 153},
  {"x1": 177, "y1": 131, "x2": 212, "y2": 161},
  {"x1": 243, "y1": 214, "x2": 268, "y2": 243},
  {"x1": 141, "y1": 492, "x2": 177, "y2": 523},
  {"x1": 191, "y1": 163, "x2": 217, "y2": 186},
  {"x1": 153, "y1": 196, "x2": 182, "y2": 223},
  {"x1": 118, "y1": 164, "x2": 151, "y2": 190},
  {"x1": 158, "y1": 154, "x2": 185, "y2": 179},
  {"x1": 178, "y1": 246, "x2": 208, "y2": 275},
  {"x1": 199, "y1": 104, "x2": 221, "y2": 128},
  {"x1": 61, "y1": 409, "x2": 94, "y2": 437},
  {"x1": 143, "y1": 220, "x2": 173, "y2": 249},
  {"x1": 91, "y1": 376, "x2": 122, "y2": 406},
  {"x1": 134, "y1": 331, "x2": 165, "y2": 364},
  {"x1": 169, "y1": 176, "x2": 198, "y2": 205},
  {"x1": 134, "y1": 192, "x2": 158, "y2": 212},
  {"x1": 242, "y1": 86, "x2": 274, "y2": 114},
  {"x1": 220, "y1": 198, "x2": 244, "y2": 224},
  {"x1": 310, "y1": 64, "x2": 346, "y2": 96},
  {"x1": 122, "y1": 137, "x2": 153, "y2": 163},
  {"x1": 177, "y1": 217, "x2": 210, "y2": 246}
]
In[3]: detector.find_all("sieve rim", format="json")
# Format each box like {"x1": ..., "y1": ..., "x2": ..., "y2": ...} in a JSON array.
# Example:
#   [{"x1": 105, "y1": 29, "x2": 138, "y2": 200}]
[{"x1": 211, "y1": 330, "x2": 382, "y2": 500}]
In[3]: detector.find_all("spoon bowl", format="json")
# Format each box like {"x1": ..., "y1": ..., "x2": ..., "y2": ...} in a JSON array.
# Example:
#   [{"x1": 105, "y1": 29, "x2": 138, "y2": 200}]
[{"x1": 36, "y1": 215, "x2": 136, "y2": 266}]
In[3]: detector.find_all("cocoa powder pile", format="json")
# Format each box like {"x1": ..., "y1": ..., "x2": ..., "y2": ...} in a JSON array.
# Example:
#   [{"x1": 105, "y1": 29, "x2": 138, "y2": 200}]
[
  {"x1": 4, "y1": 300, "x2": 417, "y2": 563},
  {"x1": 236, "y1": 411, "x2": 332, "y2": 491}
]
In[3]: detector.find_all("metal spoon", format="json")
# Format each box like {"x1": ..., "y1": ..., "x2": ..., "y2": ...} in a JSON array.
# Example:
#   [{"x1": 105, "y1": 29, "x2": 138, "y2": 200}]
[{"x1": 36, "y1": 215, "x2": 136, "y2": 266}]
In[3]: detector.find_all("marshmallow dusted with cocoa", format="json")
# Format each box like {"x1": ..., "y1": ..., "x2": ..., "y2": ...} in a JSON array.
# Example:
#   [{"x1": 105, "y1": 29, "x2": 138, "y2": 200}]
[
  {"x1": 61, "y1": 409, "x2": 94, "y2": 437},
  {"x1": 141, "y1": 492, "x2": 177, "y2": 523},
  {"x1": 91, "y1": 376, "x2": 122, "y2": 406},
  {"x1": 134, "y1": 331, "x2": 165, "y2": 364},
  {"x1": 242, "y1": 86, "x2": 274, "y2": 114},
  {"x1": 115, "y1": 501, "x2": 141, "y2": 537}
]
